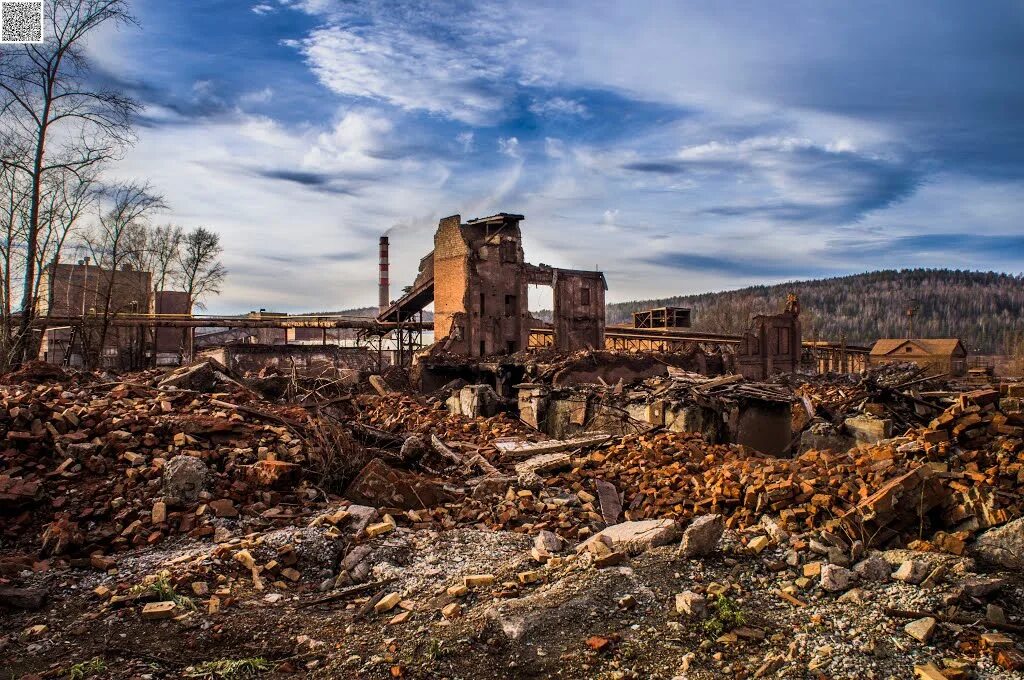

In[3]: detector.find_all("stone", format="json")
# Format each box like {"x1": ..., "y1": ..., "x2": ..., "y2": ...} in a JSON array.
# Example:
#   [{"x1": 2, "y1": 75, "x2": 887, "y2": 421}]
[
  {"x1": 0, "y1": 587, "x2": 46, "y2": 610},
  {"x1": 980, "y1": 632, "x2": 1013, "y2": 648},
  {"x1": 517, "y1": 570, "x2": 542, "y2": 584},
  {"x1": 208, "y1": 498, "x2": 238, "y2": 518},
  {"x1": 675, "y1": 591, "x2": 706, "y2": 617},
  {"x1": 678, "y1": 514, "x2": 724, "y2": 558},
  {"x1": 365, "y1": 522, "x2": 394, "y2": 538},
  {"x1": 973, "y1": 518, "x2": 1024, "y2": 570},
  {"x1": 799, "y1": 422, "x2": 855, "y2": 454},
  {"x1": 389, "y1": 610, "x2": 412, "y2": 625},
  {"x1": 374, "y1": 593, "x2": 401, "y2": 613},
  {"x1": 441, "y1": 603, "x2": 462, "y2": 619},
  {"x1": 344, "y1": 505, "x2": 380, "y2": 534},
  {"x1": 894, "y1": 559, "x2": 929, "y2": 584},
  {"x1": 472, "y1": 475, "x2": 514, "y2": 499},
  {"x1": 826, "y1": 547, "x2": 851, "y2": 567},
  {"x1": 464, "y1": 574, "x2": 495, "y2": 588},
  {"x1": 151, "y1": 501, "x2": 167, "y2": 524},
  {"x1": 748, "y1": 536, "x2": 771, "y2": 554},
  {"x1": 837, "y1": 587, "x2": 866, "y2": 603},
  {"x1": 594, "y1": 551, "x2": 626, "y2": 568},
  {"x1": 853, "y1": 555, "x2": 891, "y2": 581},
  {"x1": 987, "y1": 604, "x2": 1006, "y2": 625},
  {"x1": 345, "y1": 458, "x2": 454, "y2": 510},
  {"x1": 161, "y1": 455, "x2": 209, "y2": 504},
  {"x1": 579, "y1": 519, "x2": 680, "y2": 556},
  {"x1": 914, "y1": 663, "x2": 950, "y2": 680},
  {"x1": 141, "y1": 601, "x2": 177, "y2": 620},
  {"x1": 534, "y1": 530, "x2": 563, "y2": 553},
  {"x1": 399, "y1": 435, "x2": 428, "y2": 461},
  {"x1": 159, "y1": 359, "x2": 234, "y2": 392},
  {"x1": 844, "y1": 414, "x2": 893, "y2": 445},
  {"x1": 820, "y1": 564, "x2": 855, "y2": 592},
  {"x1": 959, "y1": 576, "x2": 1007, "y2": 600},
  {"x1": 446, "y1": 584, "x2": 468, "y2": 597},
  {"x1": 904, "y1": 616, "x2": 936, "y2": 643},
  {"x1": 760, "y1": 516, "x2": 790, "y2": 544},
  {"x1": 515, "y1": 453, "x2": 571, "y2": 477}
]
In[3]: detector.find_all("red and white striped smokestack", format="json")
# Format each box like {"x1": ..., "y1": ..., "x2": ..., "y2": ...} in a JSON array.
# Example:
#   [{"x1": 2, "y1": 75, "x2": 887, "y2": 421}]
[{"x1": 378, "y1": 235, "x2": 389, "y2": 313}]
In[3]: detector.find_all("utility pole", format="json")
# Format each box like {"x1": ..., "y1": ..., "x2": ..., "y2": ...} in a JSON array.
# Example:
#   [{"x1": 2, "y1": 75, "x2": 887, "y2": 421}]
[{"x1": 906, "y1": 299, "x2": 920, "y2": 339}]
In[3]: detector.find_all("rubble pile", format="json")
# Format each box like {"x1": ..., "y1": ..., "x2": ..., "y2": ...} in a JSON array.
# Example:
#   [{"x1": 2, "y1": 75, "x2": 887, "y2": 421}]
[
  {"x1": 0, "y1": 361, "x2": 345, "y2": 561},
  {"x1": 3, "y1": 355, "x2": 1024, "y2": 679},
  {"x1": 342, "y1": 380, "x2": 1024, "y2": 554}
]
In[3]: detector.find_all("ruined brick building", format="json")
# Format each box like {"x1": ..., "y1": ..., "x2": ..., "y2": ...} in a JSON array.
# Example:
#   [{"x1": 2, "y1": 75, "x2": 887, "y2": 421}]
[
  {"x1": 380, "y1": 213, "x2": 607, "y2": 356},
  {"x1": 36, "y1": 258, "x2": 189, "y2": 369},
  {"x1": 735, "y1": 294, "x2": 802, "y2": 380}
]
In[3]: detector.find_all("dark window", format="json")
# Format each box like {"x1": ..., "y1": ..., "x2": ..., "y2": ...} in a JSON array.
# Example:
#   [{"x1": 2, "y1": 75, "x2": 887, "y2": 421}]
[
  {"x1": 507, "y1": 340, "x2": 516, "y2": 354},
  {"x1": 505, "y1": 294, "x2": 516, "y2": 316},
  {"x1": 906, "y1": 347, "x2": 913, "y2": 353},
  {"x1": 480, "y1": 292, "x2": 486, "y2": 315},
  {"x1": 580, "y1": 287, "x2": 591, "y2": 306},
  {"x1": 479, "y1": 340, "x2": 486, "y2": 356}
]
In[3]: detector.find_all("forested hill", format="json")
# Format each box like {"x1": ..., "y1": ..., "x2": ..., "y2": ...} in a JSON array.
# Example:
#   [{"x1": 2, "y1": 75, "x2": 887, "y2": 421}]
[{"x1": 607, "y1": 269, "x2": 1024, "y2": 353}]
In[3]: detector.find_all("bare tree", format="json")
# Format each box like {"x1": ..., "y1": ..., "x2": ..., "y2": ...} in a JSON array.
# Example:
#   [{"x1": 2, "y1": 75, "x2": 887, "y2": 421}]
[
  {"x1": 0, "y1": 0, "x2": 139, "y2": 364},
  {"x1": 143, "y1": 223, "x2": 183, "y2": 294},
  {"x1": 0, "y1": 151, "x2": 29, "y2": 366},
  {"x1": 78, "y1": 182, "x2": 164, "y2": 368},
  {"x1": 177, "y1": 226, "x2": 226, "y2": 312}
]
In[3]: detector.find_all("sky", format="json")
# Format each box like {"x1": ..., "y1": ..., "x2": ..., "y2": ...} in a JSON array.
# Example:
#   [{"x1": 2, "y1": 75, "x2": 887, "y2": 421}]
[{"x1": 84, "y1": 0, "x2": 1024, "y2": 314}]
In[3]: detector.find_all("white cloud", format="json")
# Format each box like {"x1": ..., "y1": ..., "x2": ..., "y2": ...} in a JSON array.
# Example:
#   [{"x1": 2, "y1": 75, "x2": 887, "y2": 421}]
[
  {"x1": 291, "y1": 2, "x2": 558, "y2": 125},
  {"x1": 529, "y1": 97, "x2": 588, "y2": 118},
  {"x1": 498, "y1": 136, "x2": 520, "y2": 159},
  {"x1": 239, "y1": 87, "x2": 274, "y2": 107},
  {"x1": 251, "y1": 3, "x2": 275, "y2": 15},
  {"x1": 456, "y1": 131, "x2": 475, "y2": 153},
  {"x1": 303, "y1": 109, "x2": 394, "y2": 174}
]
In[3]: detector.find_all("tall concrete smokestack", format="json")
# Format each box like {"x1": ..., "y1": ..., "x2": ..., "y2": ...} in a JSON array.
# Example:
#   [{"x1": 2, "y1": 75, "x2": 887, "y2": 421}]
[{"x1": 378, "y1": 235, "x2": 389, "y2": 313}]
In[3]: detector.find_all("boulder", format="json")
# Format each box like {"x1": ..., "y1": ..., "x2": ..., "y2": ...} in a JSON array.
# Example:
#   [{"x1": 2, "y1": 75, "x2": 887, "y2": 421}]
[
  {"x1": 579, "y1": 519, "x2": 680, "y2": 556},
  {"x1": 162, "y1": 455, "x2": 209, "y2": 504},
  {"x1": 973, "y1": 517, "x2": 1024, "y2": 570},
  {"x1": 678, "y1": 514, "x2": 724, "y2": 558}
]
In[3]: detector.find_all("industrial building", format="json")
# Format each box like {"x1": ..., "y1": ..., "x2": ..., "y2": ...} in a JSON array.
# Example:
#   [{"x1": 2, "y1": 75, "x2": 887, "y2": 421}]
[
  {"x1": 379, "y1": 213, "x2": 607, "y2": 356},
  {"x1": 869, "y1": 338, "x2": 968, "y2": 376}
]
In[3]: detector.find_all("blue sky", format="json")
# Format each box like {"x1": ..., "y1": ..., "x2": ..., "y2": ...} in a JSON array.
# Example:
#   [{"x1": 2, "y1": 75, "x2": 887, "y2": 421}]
[{"x1": 86, "y1": 0, "x2": 1024, "y2": 313}]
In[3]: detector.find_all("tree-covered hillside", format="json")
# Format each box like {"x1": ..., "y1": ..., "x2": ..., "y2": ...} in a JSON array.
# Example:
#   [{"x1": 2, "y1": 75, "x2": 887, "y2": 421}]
[{"x1": 607, "y1": 269, "x2": 1024, "y2": 353}]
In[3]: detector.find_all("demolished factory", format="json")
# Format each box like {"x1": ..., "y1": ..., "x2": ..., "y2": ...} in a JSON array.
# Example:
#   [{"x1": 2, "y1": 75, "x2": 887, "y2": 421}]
[{"x1": 3, "y1": 212, "x2": 1024, "y2": 679}]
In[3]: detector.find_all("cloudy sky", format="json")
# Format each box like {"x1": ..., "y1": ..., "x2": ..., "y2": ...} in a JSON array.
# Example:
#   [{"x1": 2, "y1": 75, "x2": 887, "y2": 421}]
[{"x1": 89, "y1": 0, "x2": 1024, "y2": 314}]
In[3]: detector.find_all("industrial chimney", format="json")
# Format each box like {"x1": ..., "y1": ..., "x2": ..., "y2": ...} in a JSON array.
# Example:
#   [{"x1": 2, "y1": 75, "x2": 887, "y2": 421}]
[{"x1": 378, "y1": 235, "x2": 389, "y2": 313}]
